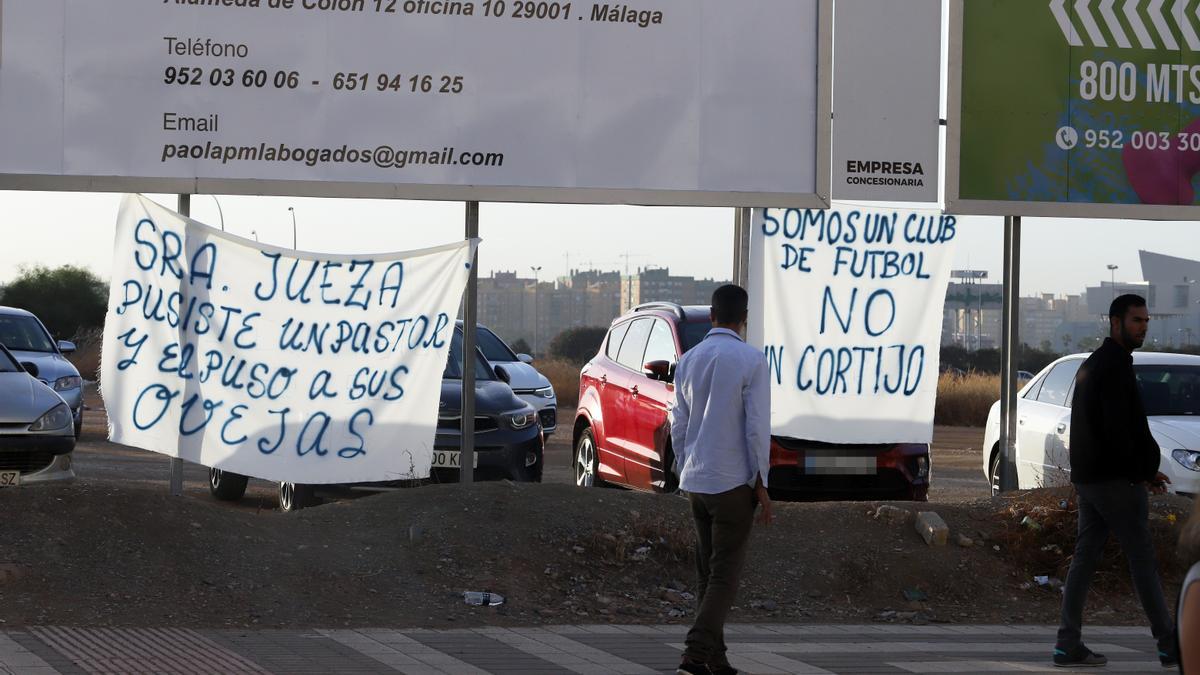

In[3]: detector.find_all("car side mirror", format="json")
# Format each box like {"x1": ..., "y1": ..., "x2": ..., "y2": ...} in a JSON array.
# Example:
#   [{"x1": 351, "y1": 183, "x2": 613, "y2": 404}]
[
  {"x1": 21, "y1": 362, "x2": 39, "y2": 378},
  {"x1": 643, "y1": 360, "x2": 672, "y2": 382},
  {"x1": 494, "y1": 365, "x2": 512, "y2": 384},
  {"x1": 57, "y1": 340, "x2": 76, "y2": 355},
  {"x1": 517, "y1": 354, "x2": 534, "y2": 364}
]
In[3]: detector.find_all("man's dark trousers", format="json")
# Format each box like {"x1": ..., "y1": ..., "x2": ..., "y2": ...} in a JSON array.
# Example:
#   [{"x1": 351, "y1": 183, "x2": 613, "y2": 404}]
[
  {"x1": 1057, "y1": 480, "x2": 1175, "y2": 654},
  {"x1": 685, "y1": 484, "x2": 755, "y2": 667}
]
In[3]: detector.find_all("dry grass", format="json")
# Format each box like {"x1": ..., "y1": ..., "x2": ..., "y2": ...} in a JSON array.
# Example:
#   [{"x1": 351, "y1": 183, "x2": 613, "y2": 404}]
[
  {"x1": 990, "y1": 489, "x2": 1193, "y2": 589},
  {"x1": 579, "y1": 509, "x2": 694, "y2": 567},
  {"x1": 934, "y1": 372, "x2": 999, "y2": 427},
  {"x1": 66, "y1": 327, "x2": 103, "y2": 382},
  {"x1": 539, "y1": 358, "x2": 582, "y2": 407}
]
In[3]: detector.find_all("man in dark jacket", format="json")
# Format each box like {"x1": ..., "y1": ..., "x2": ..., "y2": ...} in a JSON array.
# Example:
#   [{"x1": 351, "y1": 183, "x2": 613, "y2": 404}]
[{"x1": 1054, "y1": 294, "x2": 1178, "y2": 669}]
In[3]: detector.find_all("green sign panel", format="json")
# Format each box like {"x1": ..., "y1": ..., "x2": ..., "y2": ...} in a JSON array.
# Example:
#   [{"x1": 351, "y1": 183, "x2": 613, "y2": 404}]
[{"x1": 950, "y1": 0, "x2": 1200, "y2": 217}]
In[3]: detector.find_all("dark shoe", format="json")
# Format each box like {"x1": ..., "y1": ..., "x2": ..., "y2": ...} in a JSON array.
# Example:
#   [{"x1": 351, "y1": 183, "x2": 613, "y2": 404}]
[
  {"x1": 676, "y1": 660, "x2": 713, "y2": 675},
  {"x1": 1053, "y1": 645, "x2": 1108, "y2": 667},
  {"x1": 1159, "y1": 650, "x2": 1179, "y2": 668},
  {"x1": 708, "y1": 665, "x2": 738, "y2": 675}
]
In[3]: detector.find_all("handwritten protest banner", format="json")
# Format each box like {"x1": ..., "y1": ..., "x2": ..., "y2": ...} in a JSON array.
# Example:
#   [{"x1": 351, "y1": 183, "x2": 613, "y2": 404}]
[
  {"x1": 747, "y1": 204, "x2": 956, "y2": 444},
  {"x1": 100, "y1": 195, "x2": 477, "y2": 484}
]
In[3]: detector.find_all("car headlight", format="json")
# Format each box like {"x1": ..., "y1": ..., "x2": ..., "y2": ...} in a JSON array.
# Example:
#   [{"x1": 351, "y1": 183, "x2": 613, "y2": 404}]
[
  {"x1": 534, "y1": 386, "x2": 554, "y2": 399},
  {"x1": 507, "y1": 411, "x2": 538, "y2": 429},
  {"x1": 1172, "y1": 449, "x2": 1200, "y2": 472},
  {"x1": 30, "y1": 403, "x2": 73, "y2": 432},
  {"x1": 53, "y1": 375, "x2": 82, "y2": 392}
]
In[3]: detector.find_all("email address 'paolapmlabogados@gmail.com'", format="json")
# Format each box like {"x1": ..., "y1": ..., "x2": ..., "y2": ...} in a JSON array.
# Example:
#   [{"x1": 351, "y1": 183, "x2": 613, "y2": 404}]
[{"x1": 160, "y1": 141, "x2": 506, "y2": 170}]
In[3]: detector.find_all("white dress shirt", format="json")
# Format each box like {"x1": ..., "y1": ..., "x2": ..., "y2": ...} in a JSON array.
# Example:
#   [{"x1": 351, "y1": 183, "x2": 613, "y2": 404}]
[{"x1": 669, "y1": 327, "x2": 771, "y2": 494}]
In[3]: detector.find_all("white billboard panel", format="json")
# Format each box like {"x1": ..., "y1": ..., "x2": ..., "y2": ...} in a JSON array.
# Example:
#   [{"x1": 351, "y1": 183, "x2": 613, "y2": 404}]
[
  {"x1": 831, "y1": 0, "x2": 941, "y2": 203},
  {"x1": 0, "y1": 0, "x2": 832, "y2": 207}
]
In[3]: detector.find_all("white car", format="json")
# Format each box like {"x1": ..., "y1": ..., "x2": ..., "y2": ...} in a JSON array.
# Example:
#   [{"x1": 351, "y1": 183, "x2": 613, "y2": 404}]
[
  {"x1": 459, "y1": 322, "x2": 557, "y2": 437},
  {"x1": 0, "y1": 343, "x2": 76, "y2": 484},
  {"x1": 982, "y1": 352, "x2": 1200, "y2": 496}
]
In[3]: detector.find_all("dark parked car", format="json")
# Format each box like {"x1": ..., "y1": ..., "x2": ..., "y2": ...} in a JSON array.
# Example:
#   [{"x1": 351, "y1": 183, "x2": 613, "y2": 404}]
[
  {"x1": 573, "y1": 302, "x2": 930, "y2": 501},
  {"x1": 208, "y1": 329, "x2": 544, "y2": 511}
]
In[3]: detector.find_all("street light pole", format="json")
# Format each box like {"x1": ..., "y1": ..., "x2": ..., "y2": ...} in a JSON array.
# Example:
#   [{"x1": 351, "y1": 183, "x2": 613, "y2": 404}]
[
  {"x1": 530, "y1": 266, "x2": 542, "y2": 356},
  {"x1": 1107, "y1": 264, "x2": 1118, "y2": 301},
  {"x1": 250, "y1": 230, "x2": 259, "y2": 242},
  {"x1": 288, "y1": 207, "x2": 297, "y2": 249},
  {"x1": 206, "y1": 195, "x2": 226, "y2": 231}
]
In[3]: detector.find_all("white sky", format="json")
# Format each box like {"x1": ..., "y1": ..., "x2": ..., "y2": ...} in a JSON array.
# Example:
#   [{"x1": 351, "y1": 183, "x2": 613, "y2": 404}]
[{"x1": 2, "y1": 190, "x2": 1199, "y2": 297}]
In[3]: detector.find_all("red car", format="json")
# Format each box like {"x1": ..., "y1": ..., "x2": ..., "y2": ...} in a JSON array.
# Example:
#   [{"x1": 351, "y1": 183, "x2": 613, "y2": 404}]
[{"x1": 573, "y1": 302, "x2": 930, "y2": 501}]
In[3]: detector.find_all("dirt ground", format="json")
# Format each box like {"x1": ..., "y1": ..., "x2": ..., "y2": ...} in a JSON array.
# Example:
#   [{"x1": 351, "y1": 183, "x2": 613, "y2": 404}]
[{"x1": 0, "y1": 389, "x2": 1194, "y2": 630}]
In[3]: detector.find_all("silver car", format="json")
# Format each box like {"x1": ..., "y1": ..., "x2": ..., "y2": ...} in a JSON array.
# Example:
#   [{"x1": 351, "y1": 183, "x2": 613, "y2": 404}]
[
  {"x1": 460, "y1": 323, "x2": 558, "y2": 437},
  {"x1": 0, "y1": 343, "x2": 76, "y2": 485},
  {"x1": 0, "y1": 306, "x2": 83, "y2": 437}
]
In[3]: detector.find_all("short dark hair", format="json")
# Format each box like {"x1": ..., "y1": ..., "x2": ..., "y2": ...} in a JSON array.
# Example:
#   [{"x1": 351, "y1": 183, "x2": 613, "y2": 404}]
[
  {"x1": 1109, "y1": 294, "x2": 1147, "y2": 320},
  {"x1": 711, "y1": 284, "x2": 749, "y2": 325}
]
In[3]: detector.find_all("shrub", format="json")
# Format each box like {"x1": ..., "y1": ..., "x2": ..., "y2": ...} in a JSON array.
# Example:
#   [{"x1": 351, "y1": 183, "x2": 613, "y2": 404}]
[
  {"x1": 934, "y1": 372, "x2": 999, "y2": 427},
  {"x1": 0, "y1": 265, "x2": 107, "y2": 340},
  {"x1": 547, "y1": 326, "x2": 608, "y2": 367},
  {"x1": 538, "y1": 358, "x2": 582, "y2": 407}
]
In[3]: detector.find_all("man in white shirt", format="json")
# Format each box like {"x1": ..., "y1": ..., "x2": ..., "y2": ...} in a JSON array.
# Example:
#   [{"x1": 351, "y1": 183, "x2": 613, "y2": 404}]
[{"x1": 669, "y1": 284, "x2": 772, "y2": 675}]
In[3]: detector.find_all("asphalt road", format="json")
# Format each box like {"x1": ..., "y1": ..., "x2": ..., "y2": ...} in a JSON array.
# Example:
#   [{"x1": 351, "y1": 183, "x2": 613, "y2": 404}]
[{"x1": 68, "y1": 393, "x2": 989, "y2": 508}]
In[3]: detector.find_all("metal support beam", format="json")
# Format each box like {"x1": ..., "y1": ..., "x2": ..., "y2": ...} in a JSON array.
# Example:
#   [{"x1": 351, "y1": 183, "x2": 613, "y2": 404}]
[
  {"x1": 732, "y1": 207, "x2": 752, "y2": 288},
  {"x1": 170, "y1": 194, "x2": 190, "y2": 497},
  {"x1": 460, "y1": 202, "x2": 479, "y2": 484},
  {"x1": 998, "y1": 215, "x2": 1021, "y2": 492}
]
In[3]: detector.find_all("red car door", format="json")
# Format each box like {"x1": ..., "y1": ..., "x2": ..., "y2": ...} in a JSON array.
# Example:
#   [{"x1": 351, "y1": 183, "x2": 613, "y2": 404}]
[
  {"x1": 602, "y1": 318, "x2": 653, "y2": 484},
  {"x1": 623, "y1": 318, "x2": 678, "y2": 491}
]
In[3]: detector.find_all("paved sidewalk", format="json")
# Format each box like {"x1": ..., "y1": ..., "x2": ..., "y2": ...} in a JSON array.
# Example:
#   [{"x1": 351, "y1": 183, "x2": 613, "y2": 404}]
[{"x1": 0, "y1": 624, "x2": 1170, "y2": 674}]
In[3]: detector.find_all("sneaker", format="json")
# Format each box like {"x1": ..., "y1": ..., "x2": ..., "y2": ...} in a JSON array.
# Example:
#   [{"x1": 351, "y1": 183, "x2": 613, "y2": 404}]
[
  {"x1": 676, "y1": 660, "x2": 713, "y2": 675},
  {"x1": 1053, "y1": 646, "x2": 1108, "y2": 667},
  {"x1": 1159, "y1": 650, "x2": 1179, "y2": 668}
]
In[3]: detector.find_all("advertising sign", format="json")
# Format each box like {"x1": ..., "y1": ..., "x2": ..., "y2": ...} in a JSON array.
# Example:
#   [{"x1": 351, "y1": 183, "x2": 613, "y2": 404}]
[
  {"x1": 747, "y1": 204, "x2": 956, "y2": 444},
  {"x1": 100, "y1": 195, "x2": 476, "y2": 484},
  {"x1": 0, "y1": 0, "x2": 831, "y2": 207},
  {"x1": 832, "y1": 0, "x2": 942, "y2": 203},
  {"x1": 950, "y1": 0, "x2": 1200, "y2": 218}
]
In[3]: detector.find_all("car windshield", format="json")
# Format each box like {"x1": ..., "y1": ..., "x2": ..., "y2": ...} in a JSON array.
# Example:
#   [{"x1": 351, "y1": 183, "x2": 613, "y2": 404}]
[
  {"x1": 0, "y1": 344, "x2": 20, "y2": 373},
  {"x1": 680, "y1": 320, "x2": 713, "y2": 352},
  {"x1": 1135, "y1": 364, "x2": 1200, "y2": 416},
  {"x1": 444, "y1": 329, "x2": 496, "y2": 381},
  {"x1": 475, "y1": 327, "x2": 519, "y2": 362},
  {"x1": 0, "y1": 314, "x2": 56, "y2": 353}
]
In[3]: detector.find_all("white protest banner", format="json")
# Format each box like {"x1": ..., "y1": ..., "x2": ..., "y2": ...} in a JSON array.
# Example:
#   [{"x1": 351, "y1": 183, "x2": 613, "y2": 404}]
[
  {"x1": 747, "y1": 204, "x2": 956, "y2": 444},
  {"x1": 100, "y1": 195, "x2": 476, "y2": 484}
]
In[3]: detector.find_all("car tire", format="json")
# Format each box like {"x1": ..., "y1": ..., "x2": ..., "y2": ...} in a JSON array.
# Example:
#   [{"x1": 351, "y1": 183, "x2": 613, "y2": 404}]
[
  {"x1": 988, "y1": 448, "x2": 1002, "y2": 497},
  {"x1": 209, "y1": 468, "x2": 249, "y2": 501},
  {"x1": 278, "y1": 482, "x2": 316, "y2": 512},
  {"x1": 574, "y1": 427, "x2": 603, "y2": 488}
]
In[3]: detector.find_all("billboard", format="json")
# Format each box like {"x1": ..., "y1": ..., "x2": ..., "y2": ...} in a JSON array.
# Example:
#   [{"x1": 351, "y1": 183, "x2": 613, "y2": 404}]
[
  {"x1": 949, "y1": 0, "x2": 1200, "y2": 218},
  {"x1": 832, "y1": 0, "x2": 942, "y2": 203},
  {"x1": 0, "y1": 0, "x2": 832, "y2": 208}
]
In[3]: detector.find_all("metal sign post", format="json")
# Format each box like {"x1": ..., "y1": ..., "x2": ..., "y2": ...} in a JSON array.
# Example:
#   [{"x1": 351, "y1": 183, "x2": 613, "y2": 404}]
[
  {"x1": 460, "y1": 202, "x2": 479, "y2": 484},
  {"x1": 732, "y1": 208, "x2": 752, "y2": 288},
  {"x1": 997, "y1": 215, "x2": 1021, "y2": 492},
  {"x1": 169, "y1": 193, "x2": 189, "y2": 497}
]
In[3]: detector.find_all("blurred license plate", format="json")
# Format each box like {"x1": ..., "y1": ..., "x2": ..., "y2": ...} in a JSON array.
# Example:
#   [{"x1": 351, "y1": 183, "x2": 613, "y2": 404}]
[
  {"x1": 0, "y1": 471, "x2": 19, "y2": 487},
  {"x1": 431, "y1": 451, "x2": 478, "y2": 469},
  {"x1": 804, "y1": 454, "x2": 877, "y2": 476}
]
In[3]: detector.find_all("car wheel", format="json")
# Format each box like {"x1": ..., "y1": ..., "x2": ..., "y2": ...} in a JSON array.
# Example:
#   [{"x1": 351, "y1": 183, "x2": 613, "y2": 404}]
[
  {"x1": 988, "y1": 449, "x2": 1002, "y2": 497},
  {"x1": 209, "y1": 468, "x2": 249, "y2": 501},
  {"x1": 574, "y1": 428, "x2": 602, "y2": 488},
  {"x1": 278, "y1": 482, "x2": 316, "y2": 512}
]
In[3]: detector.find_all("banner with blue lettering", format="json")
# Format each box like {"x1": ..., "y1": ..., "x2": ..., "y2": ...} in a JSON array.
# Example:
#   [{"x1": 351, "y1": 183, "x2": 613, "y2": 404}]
[
  {"x1": 100, "y1": 195, "x2": 478, "y2": 484},
  {"x1": 747, "y1": 205, "x2": 956, "y2": 444}
]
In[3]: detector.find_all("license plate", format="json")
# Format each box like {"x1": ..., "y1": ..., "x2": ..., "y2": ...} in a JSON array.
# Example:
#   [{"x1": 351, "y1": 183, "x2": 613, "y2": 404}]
[
  {"x1": 804, "y1": 454, "x2": 877, "y2": 476},
  {"x1": 0, "y1": 471, "x2": 19, "y2": 488},
  {"x1": 431, "y1": 451, "x2": 478, "y2": 469}
]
